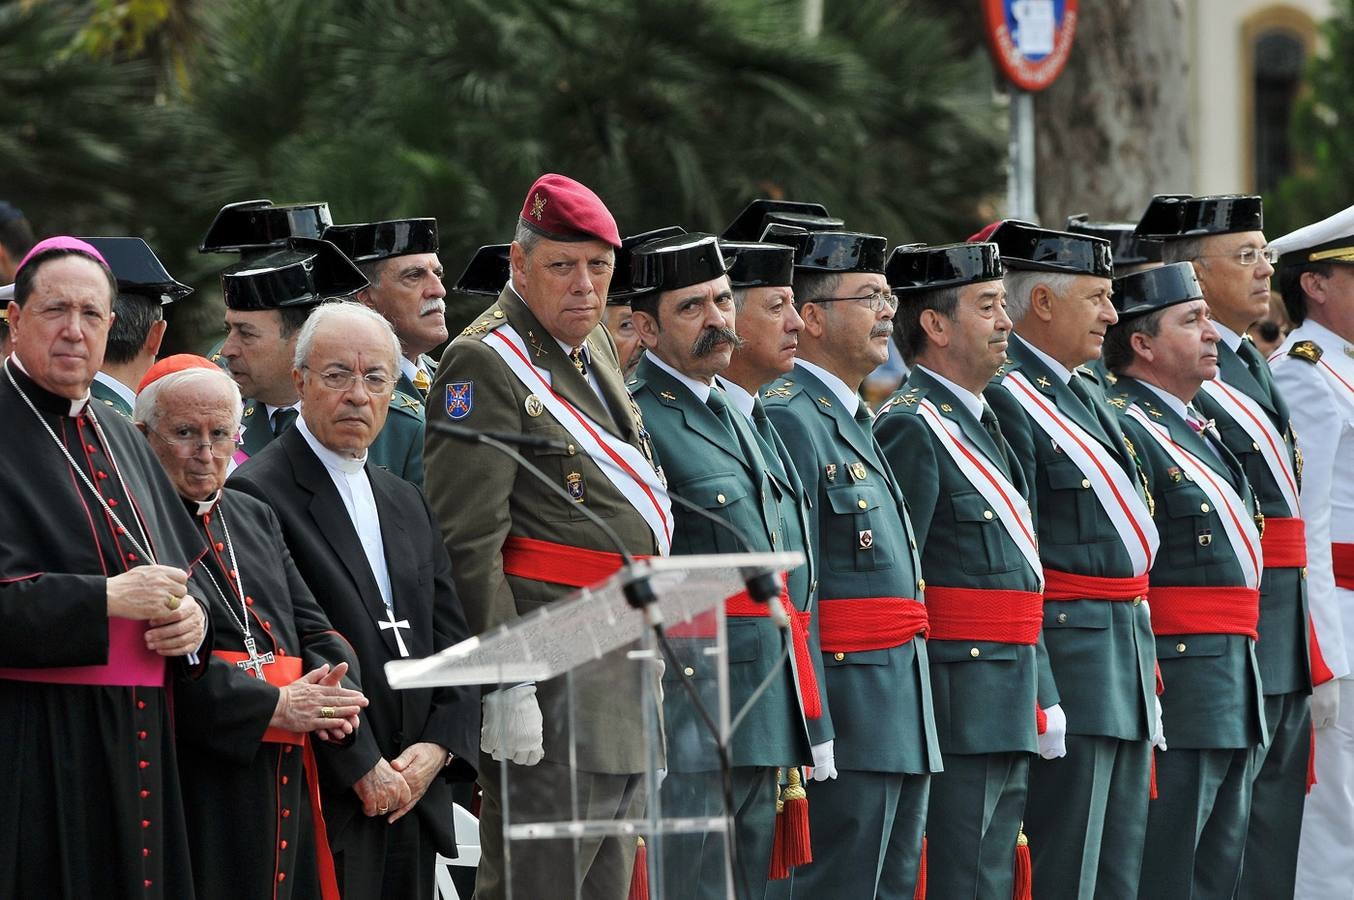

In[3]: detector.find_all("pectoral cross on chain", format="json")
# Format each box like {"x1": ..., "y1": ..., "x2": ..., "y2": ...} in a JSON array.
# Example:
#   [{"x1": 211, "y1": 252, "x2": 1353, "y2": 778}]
[
  {"x1": 380, "y1": 606, "x2": 412, "y2": 658},
  {"x1": 236, "y1": 635, "x2": 275, "y2": 680}
]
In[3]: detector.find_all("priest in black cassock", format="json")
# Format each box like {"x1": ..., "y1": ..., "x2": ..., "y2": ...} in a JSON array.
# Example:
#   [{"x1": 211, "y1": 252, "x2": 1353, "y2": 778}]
[
  {"x1": 230, "y1": 301, "x2": 478, "y2": 899},
  {"x1": 136, "y1": 355, "x2": 372, "y2": 900},
  {"x1": 0, "y1": 237, "x2": 210, "y2": 899}
]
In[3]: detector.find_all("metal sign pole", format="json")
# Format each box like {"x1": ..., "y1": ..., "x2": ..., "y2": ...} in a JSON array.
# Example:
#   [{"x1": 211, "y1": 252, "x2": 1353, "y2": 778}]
[{"x1": 1008, "y1": 89, "x2": 1036, "y2": 221}]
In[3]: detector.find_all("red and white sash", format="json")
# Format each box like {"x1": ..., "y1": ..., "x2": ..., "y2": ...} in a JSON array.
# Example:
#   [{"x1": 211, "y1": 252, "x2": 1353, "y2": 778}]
[
  {"x1": 1198, "y1": 377, "x2": 1300, "y2": 515},
  {"x1": 1004, "y1": 372, "x2": 1159, "y2": 575},
  {"x1": 1126, "y1": 405, "x2": 1264, "y2": 589},
  {"x1": 485, "y1": 325, "x2": 673, "y2": 555},
  {"x1": 916, "y1": 399, "x2": 1043, "y2": 589}
]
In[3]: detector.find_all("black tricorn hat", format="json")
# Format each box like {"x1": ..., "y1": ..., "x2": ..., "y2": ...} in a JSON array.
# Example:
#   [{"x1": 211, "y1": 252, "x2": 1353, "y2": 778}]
[
  {"x1": 723, "y1": 241, "x2": 796, "y2": 289},
  {"x1": 1066, "y1": 214, "x2": 1161, "y2": 267},
  {"x1": 323, "y1": 218, "x2": 439, "y2": 263},
  {"x1": 887, "y1": 242, "x2": 1004, "y2": 293},
  {"x1": 452, "y1": 244, "x2": 510, "y2": 296},
  {"x1": 1111, "y1": 261, "x2": 1204, "y2": 320},
  {"x1": 778, "y1": 227, "x2": 888, "y2": 274},
  {"x1": 1134, "y1": 194, "x2": 1264, "y2": 241},
  {"x1": 631, "y1": 233, "x2": 728, "y2": 293},
  {"x1": 987, "y1": 220, "x2": 1113, "y2": 278},
  {"x1": 609, "y1": 226, "x2": 687, "y2": 304},
  {"x1": 722, "y1": 199, "x2": 842, "y2": 242},
  {"x1": 220, "y1": 238, "x2": 368, "y2": 311},
  {"x1": 79, "y1": 237, "x2": 193, "y2": 305},
  {"x1": 199, "y1": 200, "x2": 333, "y2": 254}
]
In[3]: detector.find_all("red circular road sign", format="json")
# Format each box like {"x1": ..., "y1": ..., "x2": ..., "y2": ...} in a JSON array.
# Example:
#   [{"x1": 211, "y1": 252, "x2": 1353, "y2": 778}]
[{"x1": 983, "y1": 0, "x2": 1079, "y2": 92}]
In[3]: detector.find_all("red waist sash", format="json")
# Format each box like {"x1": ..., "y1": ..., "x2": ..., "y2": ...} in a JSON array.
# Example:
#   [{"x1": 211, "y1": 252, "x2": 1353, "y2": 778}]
[
  {"x1": 212, "y1": 650, "x2": 340, "y2": 900},
  {"x1": 1333, "y1": 542, "x2": 1354, "y2": 591},
  {"x1": 1261, "y1": 517, "x2": 1308, "y2": 568},
  {"x1": 924, "y1": 587, "x2": 1043, "y2": 644},
  {"x1": 817, "y1": 597, "x2": 927, "y2": 653},
  {"x1": 1147, "y1": 586, "x2": 1260, "y2": 640},
  {"x1": 1043, "y1": 569, "x2": 1149, "y2": 602},
  {"x1": 0, "y1": 618, "x2": 166, "y2": 687},
  {"x1": 501, "y1": 536, "x2": 822, "y2": 719}
]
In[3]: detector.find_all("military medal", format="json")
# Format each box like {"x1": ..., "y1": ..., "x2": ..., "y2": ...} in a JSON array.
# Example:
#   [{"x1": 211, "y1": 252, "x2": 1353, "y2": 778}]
[
  {"x1": 1197, "y1": 530, "x2": 1213, "y2": 547},
  {"x1": 825, "y1": 463, "x2": 838, "y2": 483},
  {"x1": 524, "y1": 394, "x2": 544, "y2": 417},
  {"x1": 566, "y1": 471, "x2": 586, "y2": 502},
  {"x1": 940, "y1": 403, "x2": 953, "y2": 413},
  {"x1": 858, "y1": 529, "x2": 874, "y2": 550},
  {"x1": 850, "y1": 462, "x2": 867, "y2": 482}
]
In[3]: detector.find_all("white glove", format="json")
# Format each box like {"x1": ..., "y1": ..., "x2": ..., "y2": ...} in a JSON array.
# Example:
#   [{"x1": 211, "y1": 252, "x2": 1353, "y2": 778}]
[
  {"x1": 1313, "y1": 679, "x2": 1341, "y2": 730},
  {"x1": 808, "y1": 740, "x2": 838, "y2": 782},
  {"x1": 1038, "y1": 704, "x2": 1067, "y2": 760},
  {"x1": 481, "y1": 683, "x2": 545, "y2": 766},
  {"x1": 1151, "y1": 696, "x2": 1168, "y2": 751}
]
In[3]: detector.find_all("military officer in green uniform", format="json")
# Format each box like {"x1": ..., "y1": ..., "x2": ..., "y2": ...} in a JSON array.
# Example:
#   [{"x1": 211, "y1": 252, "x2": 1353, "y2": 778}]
[
  {"x1": 874, "y1": 242, "x2": 1052, "y2": 897},
  {"x1": 1101, "y1": 262, "x2": 1267, "y2": 898},
  {"x1": 79, "y1": 237, "x2": 192, "y2": 420},
  {"x1": 762, "y1": 226, "x2": 940, "y2": 899},
  {"x1": 627, "y1": 233, "x2": 821, "y2": 898},
  {"x1": 326, "y1": 217, "x2": 449, "y2": 484},
  {"x1": 981, "y1": 220, "x2": 1161, "y2": 900},
  {"x1": 425, "y1": 174, "x2": 669, "y2": 900},
  {"x1": 1139, "y1": 194, "x2": 1314, "y2": 897}
]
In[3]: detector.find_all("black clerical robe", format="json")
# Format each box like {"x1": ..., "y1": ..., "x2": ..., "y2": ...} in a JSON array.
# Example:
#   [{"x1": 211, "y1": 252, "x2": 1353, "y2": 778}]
[
  {"x1": 230, "y1": 427, "x2": 478, "y2": 900},
  {"x1": 0, "y1": 360, "x2": 209, "y2": 900},
  {"x1": 175, "y1": 488, "x2": 363, "y2": 900}
]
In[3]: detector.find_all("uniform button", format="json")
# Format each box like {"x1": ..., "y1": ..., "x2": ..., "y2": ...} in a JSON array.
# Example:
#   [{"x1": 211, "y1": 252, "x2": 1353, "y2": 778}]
[
  {"x1": 282, "y1": 809, "x2": 291, "y2": 818},
  {"x1": 263, "y1": 621, "x2": 272, "y2": 630},
  {"x1": 1056, "y1": 613, "x2": 1068, "y2": 624},
  {"x1": 96, "y1": 471, "x2": 107, "y2": 480},
  {"x1": 138, "y1": 730, "x2": 147, "y2": 740},
  {"x1": 983, "y1": 510, "x2": 994, "y2": 520},
  {"x1": 1080, "y1": 478, "x2": 1091, "y2": 489},
  {"x1": 137, "y1": 700, "x2": 146, "y2": 709},
  {"x1": 1176, "y1": 642, "x2": 1187, "y2": 653},
  {"x1": 139, "y1": 760, "x2": 149, "y2": 769},
  {"x1": 1252, "y1": 442, "x2": 1260, "y2": 451},
  {"x1": 917, "y1": 578, "x2": 926, "y2": 592},
  {"x1": 1132, "y1": 596, "x2": 1143, "y2": 606},
  {"x1": 284, "y1": 746, "x2": 293, "y2": 755},
  {"x1": 277, "y1": 648, "x2": 285, "y2": 656},
  {"x1": 281, "y1": 840, "x2": 288, "y2": 850},
  {"x1": 144, "y1": 879, "x2": 152, "y2": 889},
  {"x1": 245, "y1": 597, "x2": 254, "y2": 606},
  {"x1": 142, "y1": 819, "x2": 151, "y2": 829},
  {"x1": 281, "y1": 775, "x2": 289, "y2": 785},
  {"x1": 683, "y1": 666, "x2": 695, "y2": 677},
  {"x1": 833, "y1": 652, "x2": 845, "y2": 661},
  {"x1": 716, "y1": 493, "x2": 726, "y2": 504},
  {"x1": 857, "y1": 498, "x2": 868, "y2": 509},
  {"x1": 278, "y1": 873, "x2": 286, "y2": 883},
  {"x1": 107, "y1": 498, "x2": 118, "y2": 507},
  {"x1": 139, "y1": 789, "x2": 150, "y2": 799},
  {"x1": 969, "y1": 647, "x2": 981, "y2": 658},
  {"x1": 215, "y1": 542, "x2": 224, "y2": 552},
  {"x1": 143, "y1": 848, "x2": 150, "y2": 858},
  {"x1": 86, "y1": 443, "x2": 97, "y2": 453},
  {"x1": 566, "y1": 444, "x2": 577, "y2": 456},
  {"x1": 126, "y1": 552, "x2": 137, "y2": 562},
  {"x1": 1200, "y1": 502, "x2": 1210, "y2": 513},
  {"x1": 229, "y1": 569, "x2": 238, "y2": 580},
  {"x1": 117, "y1": 526, "x2": 127, "y2": 535},
  {"x1": 909, "y1": 539, "x2": 917, "y2": 550},
  {"x1": 1302, "y1": 567, "x2": 1308, "y2": 578}
]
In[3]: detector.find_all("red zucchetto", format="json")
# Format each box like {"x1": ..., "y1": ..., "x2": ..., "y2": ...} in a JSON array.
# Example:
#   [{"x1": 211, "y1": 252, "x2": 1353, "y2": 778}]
[
  {"x1": 138, "y1": 354, "x2": 221, "y2": 392},
  {"x1": 518, "y1": 173, "x2": 621, "y2": 248}
]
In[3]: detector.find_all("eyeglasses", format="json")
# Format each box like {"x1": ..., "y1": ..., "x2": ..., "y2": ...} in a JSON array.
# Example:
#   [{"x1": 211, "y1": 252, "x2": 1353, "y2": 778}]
[
  {"x1": 812, "y1": 288, "x2": 898, "y2": 312},
  {"x1": 152, "y1": 428, "x2": 241, "y2": 459},
  {"x1": 1200, "y1": 247, "x2": 1279, "y2": 267},
  {"x1": 303, "y1": 366, "x2": 397, "y2": 395}
]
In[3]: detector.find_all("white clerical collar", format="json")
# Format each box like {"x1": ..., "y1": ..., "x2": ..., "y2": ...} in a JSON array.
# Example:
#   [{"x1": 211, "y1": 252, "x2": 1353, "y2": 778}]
[
  {"x1": 913, "y1": 364, "x2": 984, "y2": 420},
  {"x1": 7, "y1": 354, "x2": 89, "y2": 416},
  {"x1": 1139, "y1": 379, "x2": 1191, "y2": 422},
  {"x1": 296, "y1": 417, "x2": 367, "y2": 475},
  {"x1": 93, "y1": 371, "x2": 136, "y2": 409},
  {"x1": 646, "y1": 350, "x2": 713, "y2": 403},
  {"x1": 715, "y1": 376, "x2": 757, "y2": 421},
  {"x1": 264, "y1": 400, "x2": 300, "y2": 420},
  {"x1": 194, "y1": 490, "x2": 222, "y2": 516},
  {"x1": 794, "y1": 358, "x2": 860, "y2": 416},
  {"x1": 1212, "y1": 321, "x2": 1244, "y2": 352},
  {"x1": 1015, "y1": 333, "x2": 1075, "y2": 385}
]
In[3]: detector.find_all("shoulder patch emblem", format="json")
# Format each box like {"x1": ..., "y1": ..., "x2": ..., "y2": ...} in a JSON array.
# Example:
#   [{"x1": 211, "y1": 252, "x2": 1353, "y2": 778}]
[
  {"x1": 764, "y1": 385, "x2": 792, "y2": 399},
  {"x1": 1036, "y1": 376, "x2": 1051, "y2": 388},
  {"x1": 461, "y1": 320, "x2": 491, "y2": 337},
  {"x1": 1289, "y1": 340, "x2": 1322, "y2": 364},
  {"x1": 659, "y1": 390, "x2": 678, "y2": 401},
  {"x1": 445, "y1": 381, "x2": 473, "y2": 420},
  {"x1": 816, "y1": 396, "x2": 833, "y2": 408},
  {"x1": 1108, "y1": 396, "x2": 1127, "y2": 409}
]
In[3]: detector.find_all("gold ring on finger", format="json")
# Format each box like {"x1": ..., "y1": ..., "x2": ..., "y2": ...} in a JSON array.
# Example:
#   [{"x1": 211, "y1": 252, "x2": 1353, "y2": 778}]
[
  {"x1": 321, "y1": 706, "x2": 336, "y2": 719},
  {"x1": 165, "y1": 594, "x2": 181, "y2": 610}
]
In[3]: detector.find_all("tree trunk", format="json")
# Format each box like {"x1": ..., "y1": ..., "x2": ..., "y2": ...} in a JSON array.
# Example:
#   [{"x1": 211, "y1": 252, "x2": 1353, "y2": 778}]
[{"x1": 1033, "y1": 0, "x2": 1191, "y2": 224}]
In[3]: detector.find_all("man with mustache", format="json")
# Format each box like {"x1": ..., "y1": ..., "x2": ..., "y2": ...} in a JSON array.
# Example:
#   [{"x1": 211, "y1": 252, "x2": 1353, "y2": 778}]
[
  {"x1": 1138, "y1": 194, "x2": 1316, "y2": 898},
  {"x1": 762, "y1": 227, "x2": 940, "y2": 899},
  {"x1": 1101, "y1": 263, "x2": 1266, "y2": 899},
  {"x1": 981, "y1": 220, "x2": 1161, "y2": 900},
  {"x1": 326, "y1": 217, "x2": 450, "y2": 485},
  {"x1": 627, "y1": 233, "x2": 820, "y2": 898},
  {"x1": 229, "y1": 302, "x2": 478, "y2": 900},
  {"x1": 873, "y1": 242, "x2": 1049, "y2": 897}
]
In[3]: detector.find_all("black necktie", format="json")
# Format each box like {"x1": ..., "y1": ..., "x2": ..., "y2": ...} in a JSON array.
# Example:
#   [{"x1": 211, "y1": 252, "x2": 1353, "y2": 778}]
[{"x1": 270, "y1": 407, "x2": 298, "y2": 437}]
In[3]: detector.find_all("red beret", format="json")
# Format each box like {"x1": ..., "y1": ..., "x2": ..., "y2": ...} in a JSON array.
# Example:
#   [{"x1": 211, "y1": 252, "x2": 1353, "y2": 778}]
[
  {"x1": 519, "y1": 173, "x2": 621, "y2": 248},
  {"x1": 967, "y1": 221, "x2": 1002, "y2": 243},
  {"x1": 138, "y1": 354, "x2": 222, "y2": 393}
]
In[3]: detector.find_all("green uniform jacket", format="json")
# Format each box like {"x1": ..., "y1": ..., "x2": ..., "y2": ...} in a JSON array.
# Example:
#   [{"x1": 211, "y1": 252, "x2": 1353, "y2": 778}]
[
  {"x1": 90, "y1": 377, "x2": 133, "y2": 420},
  {"x1": 983, "y1": 334, "x2": 1155, "y2": 741},
  {"x1": 763, "y1": 362, "x2": 941, "y2": 775},
  {"x1": 875, "y1": 368, "x2": 1049, "y2": 755},
  {"x1": 630, "y1": 357, "x2": 813, "y2": 770},
  {"x1": 1111, "y1": 376, "x2": 1267, "y2": 749},
  {"x1": 1192, "y1": 341, "x2": 1311, "y2": 696},
  {"x1": 425, "y1": 286, "x2": 660, "y2": 774}
]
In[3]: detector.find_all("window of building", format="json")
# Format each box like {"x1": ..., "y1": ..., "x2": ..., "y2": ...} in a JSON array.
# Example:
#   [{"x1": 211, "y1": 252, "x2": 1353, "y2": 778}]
[{"x1": 1253, "y1": 28, "x2": 1306, "y2": 192}]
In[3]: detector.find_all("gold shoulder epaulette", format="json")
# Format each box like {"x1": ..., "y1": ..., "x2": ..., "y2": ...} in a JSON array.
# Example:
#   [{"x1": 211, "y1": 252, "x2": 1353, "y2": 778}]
[{"x1": 1289, "y1": 340, "x2": 1322, "y2": 364}]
